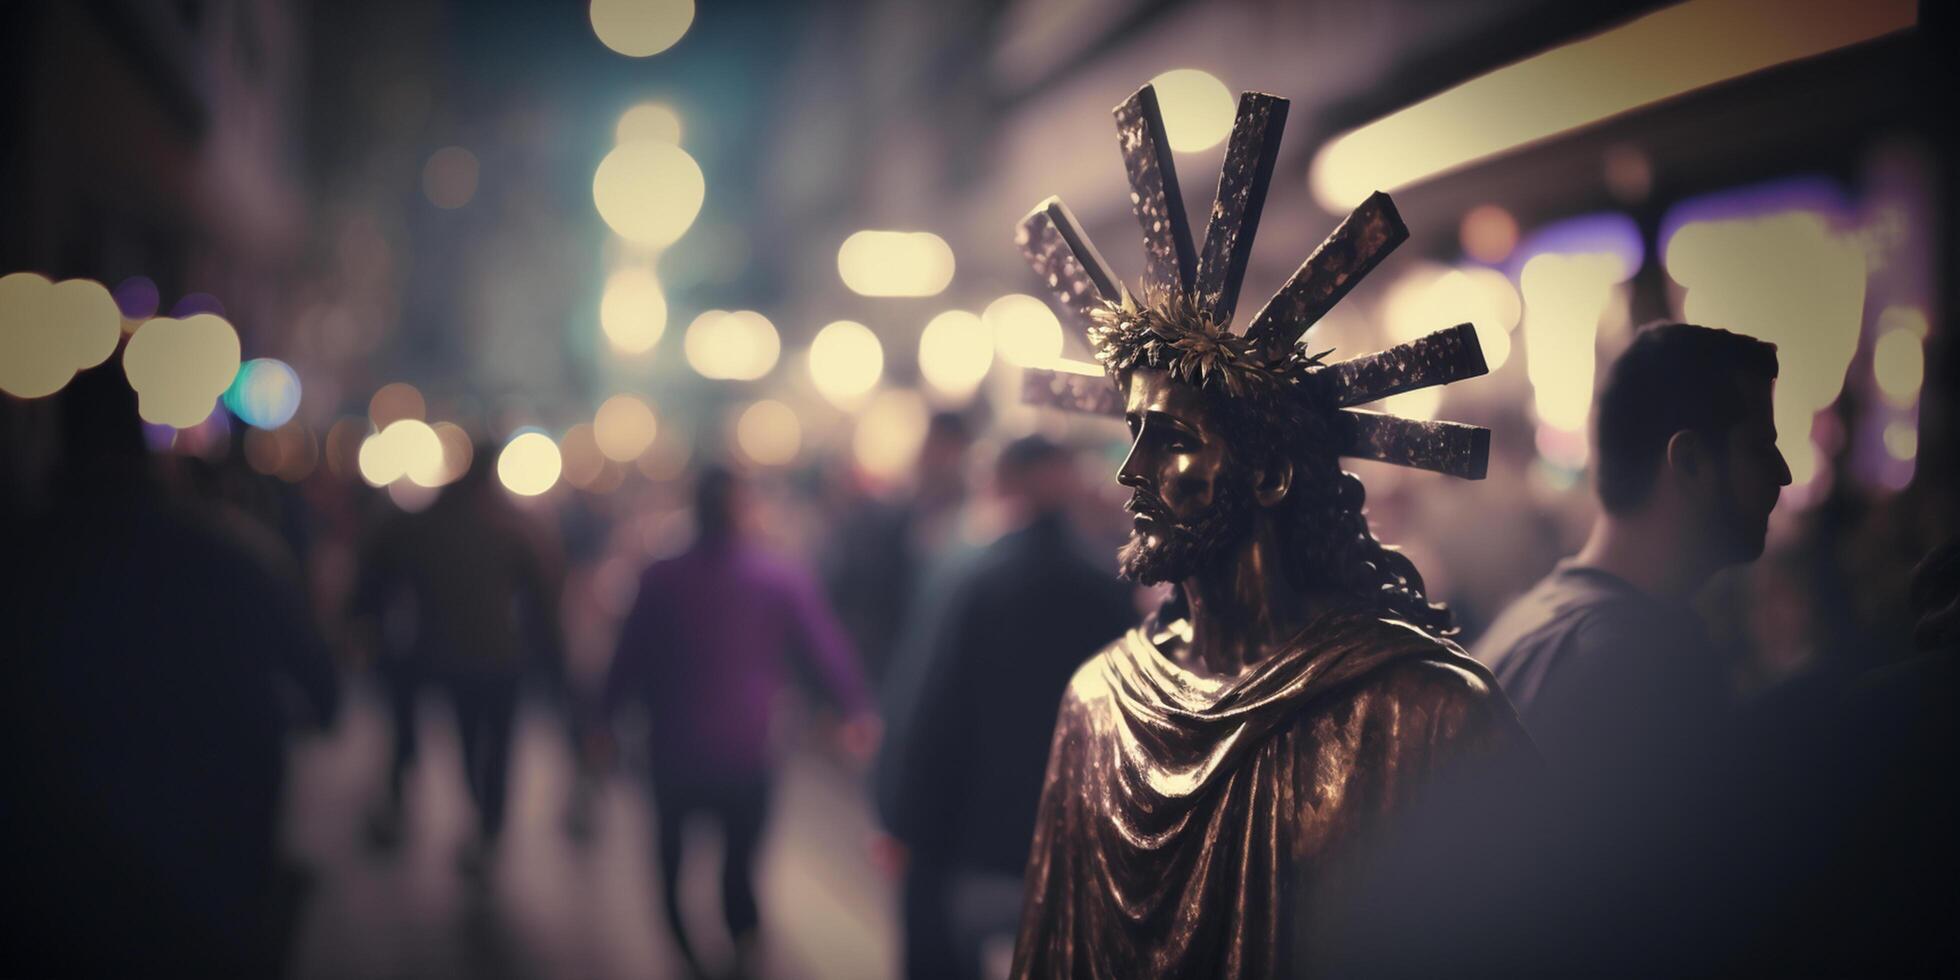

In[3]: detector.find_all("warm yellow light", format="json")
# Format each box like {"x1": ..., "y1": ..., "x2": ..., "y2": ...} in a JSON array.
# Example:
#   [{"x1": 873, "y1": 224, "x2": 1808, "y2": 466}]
[
  {"x1": 368, "y1": 382, "x2": 426, "y2": 427},
  {"x1": 918, "y1": 310, "x2": 993, "y2": 401},
  {"x1": 358, "y1": 419, "x2": 444, "y2": 488},
  {"x1": 431, "y1": 421, "x2": 474, "y2": 485},
  {"x1": 558, "y1": 423, "x2": 606, "y2": 489},
  {"x1": 0, "y1": 273, "x2": 122, "y2": 399},
  {"x1": 1521, "y1": 253, "x2": 1619, "y2": 433},
  {"x1": 684, "y1": 309, "x2": 779, "y2": 381},
  {"x1": 984, "y1": 294, "x2": 1064, "y2": 368},
  {"x1": 1884, "y1": 420, "x2": 1918, "y2": 461},
  {"x1": 1785, "y1": 433, "x2": 1819, "y2": 486},
  {"x1": 498, "y1": 430, "x2": 563, "y2": 496},
  {"x1": 853, "y1": 388, "x2": 930, "y2": 481},
  {"x1": 123, "y1": 313, "x2": 241, "y2": 428},
  {"x1": 1147, "y1": 69, "x2": 1235, "y2": 153},
  {"x1": 734, "y1": 399, "x2": 800, "y2": 466},
  {"x1": 808, "y1": 320, "x2": 883, "y2": 407},
  {"x1": 593, "y1": 140, "x2": 705, "y2": 247},
  {"x1": 589, "y1": 0, "x2": 693, "y2": 57},
  {"x1": 616, "y1": 102, "x2": 683, "y2": 145},
  {"x1": 1668, "y1": 209, "x2": 1865, "y2": 468},
  {"x1": 1309, "y1": 0, "x2": 1917, "y2": 210},
  {"x1": 600, "y1": 267, "x2": 667, "y2": 355},
  {"x1": 837, "y1": 231, "x2": 956, "y2": 297},
  {"x1": 1874, "y1": 321, "x2": 1925, "y2": 409},
  {"x1": 1382, "y1": 265, "x2": 1516, "y2": 375},
  {"x1": 1460, "y1": 205, "x2": 1520, "y2": 264},
  {"x1": 594, "y1": 393, "x2": 658, "y2": 462},
  {"x1": 422, "y1": 146, "x2": 479, "y2": 209}
]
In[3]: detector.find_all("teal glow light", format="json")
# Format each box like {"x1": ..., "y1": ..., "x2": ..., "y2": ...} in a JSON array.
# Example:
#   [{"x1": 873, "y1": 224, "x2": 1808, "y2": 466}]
[{"x1": 223, "y1": 358, "x2": 302, "y2": 429}]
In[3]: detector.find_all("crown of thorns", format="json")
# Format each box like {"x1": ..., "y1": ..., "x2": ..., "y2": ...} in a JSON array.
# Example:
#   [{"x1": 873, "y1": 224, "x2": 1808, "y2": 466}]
[{"x1": 1015, "y1": 84, "x2": 1492, "y2": 480}]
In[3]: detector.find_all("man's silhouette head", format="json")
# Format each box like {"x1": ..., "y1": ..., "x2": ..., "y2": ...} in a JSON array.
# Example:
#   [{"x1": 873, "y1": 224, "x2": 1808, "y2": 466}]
[{"x1": 1595, "y1": 323, "x2": 1791, "y2": 566}]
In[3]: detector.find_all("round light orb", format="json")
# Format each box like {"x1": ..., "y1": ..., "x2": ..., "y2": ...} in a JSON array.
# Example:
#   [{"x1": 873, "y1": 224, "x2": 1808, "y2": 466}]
[
  {"x1": 431, "y1": 421, "x2": 474, "y2": 485},
  {"x1": 808, "y1": 320, "x2": 883, "y2": 407},
  {"x1": 0, "y1": 274, "x2": 123, "y2": 399},
  {"x1": 983, "y1": 294, "x2": 1063, "y2": 368},
  {"x1": 852, "y1": 388, "x2": 929, "y2": 481},
  {"x1": 1874, "y1": 326, "x2": 1924, "y2": 408},
  {"x1": 422, "y1": 146, "x2": 479, "y2": 209},
  {"x1": 594, "y1": 393, "x2": 659, "y2": 461},
  {"x1": 1148, "y1": 69, "x2": 1235, "y2": 153},
  {"x1": 558, "y1": 423, "x2": 606, "y2": 489},
  {"x1": 734, "y1": 399, "x2": 800, "y2": 466},
  {"x1": 684, "y1": 309, "x2": 779, "y2": 381},
  {"x1": 918, "y1": 309, "x2": 994, "y2": 401},
  {"x1": 837, "y1": 231, "x2": 956, "y2": 297},
  {"x1": 593, "y1": 139, "x2": 704, "y2": 247},
  {"x1": 498, "y1": 429, "x2": 563, "y2": 496},
  {"x1": 223, "y1": 358, "x2": 303, "y2": 429},
  {"x1": 589, "y1": 0, "x2": 694, "y2": 57},
  {"x1": 616, "y1": 102, "x2": 683, "y2": 144},
  {"x1": 123, "y1": 312, "x2": 241, "y2": 428},
  {"x1": 600, "y1": 267, "x2": 667, "y2": 354},
  {"x1": 368, "y1": 382, "x2": 426, "y2": 427}
]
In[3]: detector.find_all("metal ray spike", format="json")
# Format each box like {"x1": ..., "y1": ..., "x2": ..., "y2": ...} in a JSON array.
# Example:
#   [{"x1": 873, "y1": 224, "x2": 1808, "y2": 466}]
[
  {"x1": 1194, "y1": 92, "x2": 1287, "y2": 328},
  {"x1": 1015, "y1": 197, "x2": 1122, "y2": 331},
  {"x1": 1319, "y1": 323, "x2": 1488, "y2": 408},
  {"x1": 1337, "y1": 410, "x2": 1490, "y2": 480},
  {"x1": 1243, "y1": 192, "x2": 1408, "y2": 360},
  {"x1": 1114, "y1": 85, "x2": 1197, "y2": 298}
]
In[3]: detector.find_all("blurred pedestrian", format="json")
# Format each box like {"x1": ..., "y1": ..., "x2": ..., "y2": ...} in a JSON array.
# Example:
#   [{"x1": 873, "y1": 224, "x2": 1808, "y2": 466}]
[
  {"x1": 1, "y1": 366, "x2": 338, "y2": 976},
  {"x1": 877, "y1": 435, "x2": 1135, "y2": 980},
  {"x1": 352, "y1": 443, "x2": 564, "y2": 873},
  {"x1": 822, "y1": 410, "x2": 973, "y2": 686},
  {"x1": 604, "y1": 464, "x2": 873, "y2": 977}
]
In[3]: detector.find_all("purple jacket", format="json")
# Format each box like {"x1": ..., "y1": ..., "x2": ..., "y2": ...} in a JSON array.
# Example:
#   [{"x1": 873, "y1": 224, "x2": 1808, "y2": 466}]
[{"x1": 604, "y1": 538, "x2": 869, "y2": 779}]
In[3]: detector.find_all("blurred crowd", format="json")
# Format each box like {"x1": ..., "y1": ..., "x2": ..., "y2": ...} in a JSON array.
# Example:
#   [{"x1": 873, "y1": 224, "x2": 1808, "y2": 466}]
[{"x1": 2, "y1": 312, "x2": 1954, "y2": 979}]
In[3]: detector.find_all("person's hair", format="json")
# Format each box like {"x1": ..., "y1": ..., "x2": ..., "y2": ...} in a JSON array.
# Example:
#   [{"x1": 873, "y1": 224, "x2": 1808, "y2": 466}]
[
  {"x1": 1121, "y1": 365, "x2": 1457, "y2": 638},
  {"x1": 693, "y1": 463, "x2": 740, "y2": 538},
  {"x1": 995, "y1": 433, "x2": 1066, "y2": 486},
  {"x1": 1594, "y1": 323, "x2": 1779, "y2": 514}
]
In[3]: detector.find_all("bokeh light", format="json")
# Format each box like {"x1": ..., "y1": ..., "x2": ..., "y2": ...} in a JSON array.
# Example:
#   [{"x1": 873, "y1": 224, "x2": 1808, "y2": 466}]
[
  {"x1": 852, "y1": 388, "x2": 929, "y2": 482},
  {"x1": 684, "y1": 309, "x2": 779, "y2": 381},
  {"x1": 984, "y1": 294, "x2": 1064, "y2": 368},
  {"x1": 1873, "y1": 307, "x2": 1926, "y2": 409},
  {"x1": 0, "y1": 273, "x2": 124, "y2": 399},
  {"x1": 1520, "y1": 252, "x2": 1622, "y2": 444},
  {"x1": 358, "y1": 419, "x2": 445, "y2": 488},
  {"x1": 734, "y1": 399, "x2": 800, "y2": 466},
  {"x1": 559, "y1": 423, "x2": 607, "y2": 490},
  {"x1": 498, "y1": 429, "x2": 563, "y2": 496},
  {"x1": 594, "y1": 393, "x2": 659, "y2": 462},
  {"x1": 918, "y1": 310, "x2": 994, "y2": 401},
  {"x1": 123, "y1": 312, "x2": 242, "y2": 428},
  {"x1": 1147, "y1": 69, "x2": 1235, "y2": 153},
  {"x1": 1460, "y1": 205, "x2": 1520, "y2": 264},
  {"x1": 616, "y1": 102, "x2": 683, "y2": 145},
  {"x1": 431, "y1": 421, "x2": 474, "y2": 486},
  {"x1": 836, "y1": 231, "x2": 956, "y2": 297},
  {"x1": 422, "y1": 146, "x2": 479, "y2": 209},
  {"x1": 369, "y1": 382, "x2": 426, "y2": 427},
  {"x1": 807, "y1": 320, "x2": 884, "y2": 407},
  {"x1": 223, "y1": 358, "x2": 303, "y2": 429},
  {"x1": 1381, "y1": 265, "x2": 1517, "y2": 375},
  {"x1": 1883, "y1": 419, "x2": 1918, "y2": 461},
  {"x1": 600, "y1": 267, "x2": 668, "y2": 355},
  {"x1": 593, "y1": 140, "x2": 705, "y2": 247},
  {"x1": 589, "y1": 0, "x2": 693, "y2": 58},
  {"x1": 1664, "y1": 198, "x2": 1866, "y2": 476}
]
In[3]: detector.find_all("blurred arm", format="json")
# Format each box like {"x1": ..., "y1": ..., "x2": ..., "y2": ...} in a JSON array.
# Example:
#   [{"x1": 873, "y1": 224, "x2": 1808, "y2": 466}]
[{"x1": 785, "y1": 564, "x2": 872, "y2": 718}]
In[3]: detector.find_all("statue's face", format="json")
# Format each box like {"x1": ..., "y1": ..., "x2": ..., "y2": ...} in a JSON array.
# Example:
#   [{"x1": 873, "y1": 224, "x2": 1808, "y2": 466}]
[{"x1": 1114, "y1": 367, "x2": 1252, "y2": 584}]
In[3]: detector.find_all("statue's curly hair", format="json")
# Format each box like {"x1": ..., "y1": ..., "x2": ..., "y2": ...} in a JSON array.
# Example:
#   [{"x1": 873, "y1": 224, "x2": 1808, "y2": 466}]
[{"x1": 1099, "y1": 288, "x2": 1455, "y2": 638}]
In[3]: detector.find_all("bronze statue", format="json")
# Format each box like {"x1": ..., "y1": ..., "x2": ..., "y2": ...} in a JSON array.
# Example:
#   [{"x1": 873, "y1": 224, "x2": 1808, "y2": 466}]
[{"x1": 1010, "y1": 84, "x2": 1536, "y2": 978}]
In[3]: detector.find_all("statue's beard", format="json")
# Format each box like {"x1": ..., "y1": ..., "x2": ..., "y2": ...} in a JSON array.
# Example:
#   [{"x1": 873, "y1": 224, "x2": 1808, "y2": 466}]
[{"x1": 1116, "y1": 479, "x2": 1252, "y2": 585}]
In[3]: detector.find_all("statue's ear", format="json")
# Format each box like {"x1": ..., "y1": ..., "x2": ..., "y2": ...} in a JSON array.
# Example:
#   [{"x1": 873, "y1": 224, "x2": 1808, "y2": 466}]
[{"x1": 1253, "y1": 455, "x2": 1293, "y2": 508}]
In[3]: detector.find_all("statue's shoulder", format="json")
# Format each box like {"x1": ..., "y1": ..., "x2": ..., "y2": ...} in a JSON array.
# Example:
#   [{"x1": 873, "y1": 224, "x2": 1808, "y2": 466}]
[
  {"x1": 1348, "y1": 618, "x2": 1500, "y2": 710},
  {"x1": 1057, "y1": 629, "x2": 1138, "y2": 713}
]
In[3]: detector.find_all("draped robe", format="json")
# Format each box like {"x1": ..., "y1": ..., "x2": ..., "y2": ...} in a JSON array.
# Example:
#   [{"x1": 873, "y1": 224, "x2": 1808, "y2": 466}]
[{"x1": 1011, "y1": 610, "x2": 1534, "y2": 979}]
